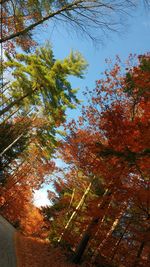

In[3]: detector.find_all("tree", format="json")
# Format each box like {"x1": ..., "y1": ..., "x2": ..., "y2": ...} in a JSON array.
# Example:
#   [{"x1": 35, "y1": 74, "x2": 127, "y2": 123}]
[
  {"x1": 0, "y1": 43, "x2": 87, "y2": 235},
  {"x1": 0, "y1": 44, "x2": 87, "y2": 157},
  {"x1": 0, "y1": 0, "x2": 147, "y2": 50},
  {"x1": 55, "y1": 54, "x2": 150, "y2": 265},
  {"x1": 3, "y1": 43, "x2": 86, "y2": 116},
  {"x1": 0, "y1": 181, "x2": 47, "y2": 236},
  {"x1": 0, "y1": 118, "x2": 55, "y2": 235},
  {"x1": 0, "y1": 117, "x2": 31, "y2": 184}
]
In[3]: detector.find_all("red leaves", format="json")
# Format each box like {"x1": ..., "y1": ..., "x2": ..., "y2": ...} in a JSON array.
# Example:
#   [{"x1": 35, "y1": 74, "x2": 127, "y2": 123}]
[{"x1": 56, "y1": 54, "x2": 150, "y2": 266}]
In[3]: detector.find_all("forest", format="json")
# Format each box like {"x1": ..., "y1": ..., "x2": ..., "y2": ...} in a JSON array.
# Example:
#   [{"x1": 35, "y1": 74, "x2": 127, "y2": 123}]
[{"x1": 0, "y1": 1, "x2": 149, "y2": 267}]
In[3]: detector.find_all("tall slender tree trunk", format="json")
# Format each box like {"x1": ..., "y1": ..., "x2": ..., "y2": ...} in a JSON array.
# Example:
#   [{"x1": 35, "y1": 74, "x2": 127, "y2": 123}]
[
  {"x1": 73, "y1": 216, "x2": 100, "y2": 264},
  {"x1": 95, "y1": 207, "x2": 125, "y2": 254},
  {"x1": 72, "y1": 188, "x2": 111, "y2": 264},
  {"x1": 110, "y1": 219, "x2": 131, "y2": 261},
  {"x1": 0, "y1": 86, "x2": 38, "y2": 117},
  {"x1": 0, "y1": 133, "x2": 24, "y2": 157},
  {"x1": 58, "y1": 182, "x2": 92, "y2": 243},
  {"x1": 132, "y1": 241, "x2": 145, "y2": 267}
]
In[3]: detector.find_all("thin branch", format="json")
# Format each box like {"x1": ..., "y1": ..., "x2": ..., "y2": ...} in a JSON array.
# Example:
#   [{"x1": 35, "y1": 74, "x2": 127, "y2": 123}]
[{"x1": 0, "y1": 0, "x2": 84, "y2": 43}]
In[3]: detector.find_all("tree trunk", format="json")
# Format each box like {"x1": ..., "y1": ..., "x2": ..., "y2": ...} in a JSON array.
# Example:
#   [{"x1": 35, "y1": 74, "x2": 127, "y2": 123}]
[
  {"x1": 58, "y1": 182, "x2": 92, "y2": 243},
  {"x1": 73, "y1": 217, "x2": 100, "y2": 264},
  {"x1": 72, "y1": 188, "x2": 111, "y2": 264},
  {"x1": 110, "y1": 219, "x2": 131, "y2": 261},
  {"x1": 96, "y1": 208, "x2": 125, "y2": 253},
  {"x1": 132, "y1": 241, "x2": 145, "y2": 267}
]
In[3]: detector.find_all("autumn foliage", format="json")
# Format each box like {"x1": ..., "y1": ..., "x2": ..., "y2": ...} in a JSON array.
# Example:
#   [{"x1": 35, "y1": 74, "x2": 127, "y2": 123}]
[
  {"x1": 1, "y1": 1, "x2": 142, "y2": 52},
  {"x1": 0, "y1": 44, "x2": 86, "y2": 235},
  {"x1": 46, "y1": 54, "x2": 150, "y2": 267},
  {"x1": 0, "y1": 53, "x2": 149, "y2": 267},
  {"x1": 0, "y1": 0, "x2": 150, "y2": 266}
]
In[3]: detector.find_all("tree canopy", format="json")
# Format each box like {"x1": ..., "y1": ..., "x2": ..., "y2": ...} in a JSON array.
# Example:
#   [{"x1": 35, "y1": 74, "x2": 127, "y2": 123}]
[
  {"x1": 45, "y1": 54, "x2": 150, "y2": 267},
  {"x1": 1, "y1": 0, "x2": 149, "y2": 50},
  {"x1": 0, "y1": 1, "x2": 149, "y2": 266},
  {"x1": 0, "y1": 43, "x2": 87, "y2": 237}
]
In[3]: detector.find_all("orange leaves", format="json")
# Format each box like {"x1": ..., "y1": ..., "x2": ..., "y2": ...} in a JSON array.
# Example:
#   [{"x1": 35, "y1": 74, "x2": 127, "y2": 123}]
[
  {"x1": 0, "y1": 117, "x2": 56, "y2": 236},
  {"x1": 10, "y1": 53, "x2": 148, "y2": 266},
  {"x1": 55, "y1": 54, "x2": 150, "y2": 266},
  {"x1": 21, "y1": 206, "x2": 45, "y2": 236},
  {"x1": 62, "y1": 55, "x2": 150, "y2": 189},
  {"x1": 15, "y1": 233, "x2": 81, "y2": 267}
]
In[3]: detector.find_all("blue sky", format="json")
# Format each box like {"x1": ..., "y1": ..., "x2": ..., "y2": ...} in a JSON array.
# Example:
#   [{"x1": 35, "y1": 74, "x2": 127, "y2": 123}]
[
  {"x1": 34, "y1": 5, "x2": 150, "y2": 207},
  {"x1": 41, "y1": 5, "x2": 150, "y2": 120}
]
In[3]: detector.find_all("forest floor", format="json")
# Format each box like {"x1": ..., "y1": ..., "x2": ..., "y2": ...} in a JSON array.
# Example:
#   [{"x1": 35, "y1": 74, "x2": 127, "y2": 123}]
[{"x1": 15, "y1": 232, "x2": 90, "y2": 267}]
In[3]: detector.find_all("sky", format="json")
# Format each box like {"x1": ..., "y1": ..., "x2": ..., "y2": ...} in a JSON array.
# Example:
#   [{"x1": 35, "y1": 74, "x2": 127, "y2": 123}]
[{"x1": 34, "y1": 4, "x2": 150, "y2": 207}]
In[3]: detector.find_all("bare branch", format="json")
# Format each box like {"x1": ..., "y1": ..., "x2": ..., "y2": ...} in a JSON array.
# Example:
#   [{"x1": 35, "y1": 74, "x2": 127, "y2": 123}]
[{"x1": 0, "y1": 0, "x2": 139, "y2": 44}]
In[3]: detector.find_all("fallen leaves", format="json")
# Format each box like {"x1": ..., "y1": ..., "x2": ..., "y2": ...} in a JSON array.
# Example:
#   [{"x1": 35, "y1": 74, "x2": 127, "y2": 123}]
[{"x1": 15, "y1": 232, "x2": 81, "y2": 267}]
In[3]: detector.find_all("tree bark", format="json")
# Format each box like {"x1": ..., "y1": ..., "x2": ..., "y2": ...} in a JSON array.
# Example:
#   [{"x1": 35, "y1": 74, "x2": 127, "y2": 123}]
[
  {"x1": 58, "y1": 182, "x2": 92, "y2": 243},
  {"x1": 72, "y1": 188, "x2": 111, "y2": 264},
  {"x1": 110, "y1": 220, "x2": 131, "y2": 261},
  {"x1": 132, "y1": 241, "x2": 145, "y2": 267},
  {"x1": 0, "y1": 1, "x2": 84, "y2": 43},
  {"x1": 96, "y1": 207, "x2": 126, "y2": 253},
  {"x1": 73, "y1": 216, "x2": 100, "y2": 264},
  {"x1": 0, "y1": 86, "x2": 38, "y2": 117}
]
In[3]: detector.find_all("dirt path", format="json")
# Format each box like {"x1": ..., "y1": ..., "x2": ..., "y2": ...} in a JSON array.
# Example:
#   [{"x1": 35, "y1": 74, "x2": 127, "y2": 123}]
[{"x1": 0, "y1": 215, "x2": 17, "y2": 267}]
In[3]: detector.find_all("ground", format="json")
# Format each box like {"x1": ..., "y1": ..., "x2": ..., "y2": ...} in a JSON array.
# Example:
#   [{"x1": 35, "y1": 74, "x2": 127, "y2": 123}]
[
  {"x1": 15, "y1": 233, "x2": 85, "y2": 267},
  {"x1": 0, "y1": 215, "x2": 96, "y2": 267}
]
